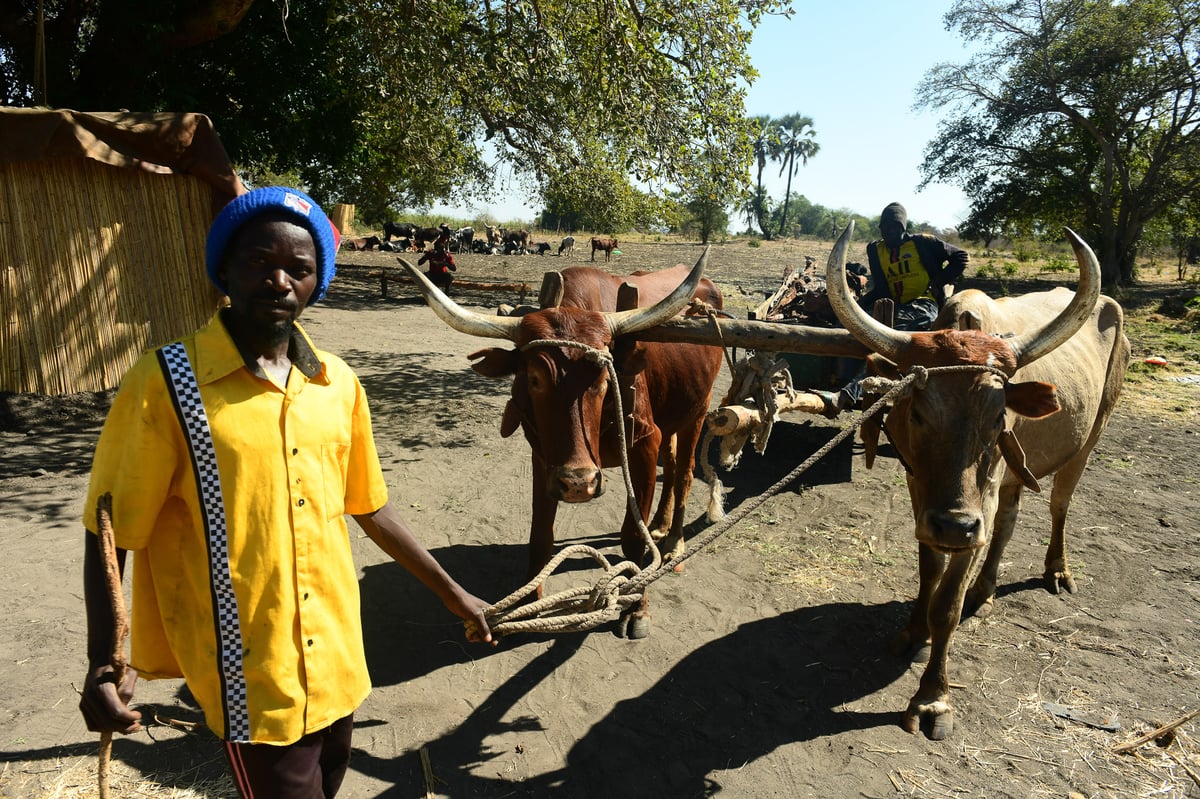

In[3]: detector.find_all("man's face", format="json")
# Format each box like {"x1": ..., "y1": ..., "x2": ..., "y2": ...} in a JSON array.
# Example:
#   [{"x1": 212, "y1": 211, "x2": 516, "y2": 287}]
[
  {"x1": 219, "y1": 213, "x2": 319, "y2": 337},
  {"x1": 881, "y1": 220, "x2": 905, "y2": 248}
]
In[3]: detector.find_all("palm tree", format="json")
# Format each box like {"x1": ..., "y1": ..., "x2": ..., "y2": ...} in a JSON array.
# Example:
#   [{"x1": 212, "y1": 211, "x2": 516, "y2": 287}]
[
  {"x1": 747, "y1": 115, "x2": 780, "y2": 239},
  {"x1": 772, "y1": 113, "x2": 819, "y2": 238}
]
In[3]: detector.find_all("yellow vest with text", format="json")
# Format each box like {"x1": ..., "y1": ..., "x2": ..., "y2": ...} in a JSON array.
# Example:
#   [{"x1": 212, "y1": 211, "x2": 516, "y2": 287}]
[{"x1": 872, "y1": 238, "x2": 935, "y2": 304}]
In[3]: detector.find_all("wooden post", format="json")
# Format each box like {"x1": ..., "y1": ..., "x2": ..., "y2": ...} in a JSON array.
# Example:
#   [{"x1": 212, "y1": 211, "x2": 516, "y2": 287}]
[{"x1": 96, "y1": 492, "x2": 128, "y2": 799}]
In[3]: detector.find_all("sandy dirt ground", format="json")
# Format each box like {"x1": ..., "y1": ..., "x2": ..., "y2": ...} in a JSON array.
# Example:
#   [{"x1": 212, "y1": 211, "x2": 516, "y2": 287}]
[{"x1": 1, "y1": 237, "x2": 1198, "y2": 798}]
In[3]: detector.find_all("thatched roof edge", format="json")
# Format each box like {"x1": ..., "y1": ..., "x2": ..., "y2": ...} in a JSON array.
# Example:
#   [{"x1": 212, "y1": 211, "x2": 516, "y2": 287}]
[{"x1": 0, "y1": 107, "x2": 245, "y2": 213}]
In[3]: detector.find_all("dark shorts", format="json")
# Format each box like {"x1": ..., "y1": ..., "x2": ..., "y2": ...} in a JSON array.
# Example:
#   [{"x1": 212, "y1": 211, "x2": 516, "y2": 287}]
[{"x1": 223, "y1": 714, "x2": 354, "y2": 799}]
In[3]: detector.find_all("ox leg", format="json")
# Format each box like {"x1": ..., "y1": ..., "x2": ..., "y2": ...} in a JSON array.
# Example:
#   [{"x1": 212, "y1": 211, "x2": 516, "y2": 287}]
[
  {"x1": 527, "y1": 458, "x2": 559, "y2": 601},
  {"x1": 1043, "y1": 453, "x2": 1089, "y2": 596},
  {"x1": 617, "y1": 435, "x2": 662, "y2": 640},
  {"x1": 904, "y1": 551, "x2": 976, "y2": 741},
  {"x1": 649, "y1": 433, "x2": 678, "y2": 539},
  {"x1": 964, "y1": 483, "x2": 1023, "y2": 619},
  {"x1": 656, "y1": 414, "x2": 707, "y2": 573},
  {"x1": 890, "y1": 542, "x2": 944, "y2": 663}
]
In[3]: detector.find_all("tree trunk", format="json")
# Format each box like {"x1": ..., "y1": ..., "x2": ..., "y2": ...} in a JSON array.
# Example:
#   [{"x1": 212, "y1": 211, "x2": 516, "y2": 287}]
[
  {"x1": 753, "y1": 160, "x2": 772, "y2": 240},
  {"x1": 777, "y1": 152, "x2": 794, "y2": 237}
]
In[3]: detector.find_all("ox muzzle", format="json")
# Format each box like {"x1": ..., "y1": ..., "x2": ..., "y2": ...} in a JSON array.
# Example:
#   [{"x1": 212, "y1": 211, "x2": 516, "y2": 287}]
[
  {"x1": 917, "y1": 508, "x2": 987, "y2": 553},
  {"x1": 548, "y1": 466, "x2": 606, "y2": 503}
]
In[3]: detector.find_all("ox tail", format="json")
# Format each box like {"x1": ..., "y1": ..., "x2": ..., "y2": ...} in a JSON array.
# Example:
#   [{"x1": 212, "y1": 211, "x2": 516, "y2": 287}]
[{"x1": 699, "y1": 424, "x2": 728, "y2": 521}]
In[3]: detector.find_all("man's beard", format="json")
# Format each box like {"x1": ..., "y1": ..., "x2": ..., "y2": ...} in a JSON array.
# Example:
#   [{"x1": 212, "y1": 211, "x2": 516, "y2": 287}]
[{"x1": 262, "y1": 319, "x2": 293, "y2": 348}]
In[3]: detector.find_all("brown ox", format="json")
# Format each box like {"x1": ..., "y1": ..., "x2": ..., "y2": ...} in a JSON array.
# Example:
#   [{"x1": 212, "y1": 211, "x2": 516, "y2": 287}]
[
  {"x1": 412, "y1": 226, "x2": 442, "y2": 250},
  {"x1": 825, "y1": 224, "x2": 1129, "y2": 740},
  {"x1": 591, "y1": 237, "x2": 618, "y2": 262},
  {"x1": 400, "y1": 254, "x2": 724, "y2": 638}
]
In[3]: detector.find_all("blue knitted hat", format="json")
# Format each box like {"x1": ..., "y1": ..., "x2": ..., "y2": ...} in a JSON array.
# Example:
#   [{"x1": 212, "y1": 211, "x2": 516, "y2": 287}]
[{"x1": 206, "y1": 186, "x2": 339, "y2": 305}]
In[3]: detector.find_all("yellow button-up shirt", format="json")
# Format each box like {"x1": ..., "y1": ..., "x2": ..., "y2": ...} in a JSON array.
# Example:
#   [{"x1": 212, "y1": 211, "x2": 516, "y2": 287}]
[{"x1": 84, "y1": 311, "x2": 389, "y2": 743}]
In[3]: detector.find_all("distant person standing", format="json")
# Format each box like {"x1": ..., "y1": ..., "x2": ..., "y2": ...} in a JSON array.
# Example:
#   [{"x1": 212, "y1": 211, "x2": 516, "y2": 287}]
[
  {"x1": 813, "y1": 202, "x2": 969, "y2": 417},
  {"x1": 419, "y1": 241, "x2": 457, "y2": 292}
]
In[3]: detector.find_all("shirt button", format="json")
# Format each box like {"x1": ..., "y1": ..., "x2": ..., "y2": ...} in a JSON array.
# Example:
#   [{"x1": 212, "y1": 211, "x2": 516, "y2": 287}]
[
  {"x1": 298, "y1": 498, "x2": 305, "y2": 507},
  {"x1": 307, "y1": 639, "x2": 313, "y2": 647},
  {"x1": 303, "y1": 592, "x2": 309, "y2": 600},
  {"x1": 292, "y1": 448, "x2": 298, "y2": 455}
]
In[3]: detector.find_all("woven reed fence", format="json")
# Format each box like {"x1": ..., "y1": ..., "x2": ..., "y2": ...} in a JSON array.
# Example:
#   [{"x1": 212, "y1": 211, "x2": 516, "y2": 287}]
[{"x1": 0, "y1": 157, "x2": 220, "y2": 395}]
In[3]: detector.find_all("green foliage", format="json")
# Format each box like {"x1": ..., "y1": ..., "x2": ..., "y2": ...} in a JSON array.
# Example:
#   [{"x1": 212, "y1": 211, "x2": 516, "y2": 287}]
[
  {"x1": 770, "y1": 113, "x2": 819, "y2": 237},
  {"x1": 540, "y1": 157, "x2": 650, "y2": 232},
  {"x1": 0, "y1": 0, "x2": 789, "y2": 221},
  {"x1": 1012, "y1": 240, "x2": 1038, "y2": 263},
  {"x1": 1043, "y1": 255, "x2": 1077, "y2": 274},
  {"x1": 918, "y1": 0, "x2": 1200, "y2": 287}
]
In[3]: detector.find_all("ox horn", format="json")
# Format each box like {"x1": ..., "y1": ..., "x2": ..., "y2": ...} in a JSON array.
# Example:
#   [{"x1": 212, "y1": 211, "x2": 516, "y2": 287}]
[
  {"x1": 825, "y1": 220, "x2": 912, "y2": 362},
  {"x1": 1006, "y1": 227, "x2": 1101, "y2": 368},
  {"x1": 397, "y1": 258, "x2": 522, "y2": 341},
  {"x1": 606, "y1": 248, "x2": 710, "y2": 338}
]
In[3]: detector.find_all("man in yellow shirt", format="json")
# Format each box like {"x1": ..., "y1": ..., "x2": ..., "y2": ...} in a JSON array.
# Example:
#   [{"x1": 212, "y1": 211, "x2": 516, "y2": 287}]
[
  {"x1": 814, "y1": 202, "x2": 969, "y2": 417},
  {"x1": 78, "y1": 186, "x2": 493, "y2": 797}
]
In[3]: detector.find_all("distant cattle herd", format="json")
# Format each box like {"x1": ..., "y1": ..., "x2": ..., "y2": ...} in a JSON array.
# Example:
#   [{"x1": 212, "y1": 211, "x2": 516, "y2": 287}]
[{"x1": 344, "y1": 220, "x2": 604, "y2": 260}]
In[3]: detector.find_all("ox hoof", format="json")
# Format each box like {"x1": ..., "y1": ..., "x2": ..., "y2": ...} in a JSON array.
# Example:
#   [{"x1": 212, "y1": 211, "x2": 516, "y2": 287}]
[
  {"x1": 963, "y1": 590, "x2": 996, "y2": 620},
  {"x1": 616, "y1": 613, "x2": 651, "y2": 640},
  {"x1": 1044, "y1": 568, "x2": 1078, "y2": 595},
  {"x1": 903, "y1": 698, "x2": 955, "y2": 741}
]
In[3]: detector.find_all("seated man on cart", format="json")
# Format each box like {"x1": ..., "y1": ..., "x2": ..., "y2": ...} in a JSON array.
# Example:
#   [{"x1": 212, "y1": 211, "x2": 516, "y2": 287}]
[{"x1": 813, "y1": 202, "x2": 969, "y2": 418}]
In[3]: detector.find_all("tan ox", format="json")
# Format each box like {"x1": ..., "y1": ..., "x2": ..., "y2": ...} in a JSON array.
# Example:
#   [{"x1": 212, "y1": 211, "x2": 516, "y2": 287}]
[{"x1": 826, "y1": 223, "x2": 1130, "y2": 740}]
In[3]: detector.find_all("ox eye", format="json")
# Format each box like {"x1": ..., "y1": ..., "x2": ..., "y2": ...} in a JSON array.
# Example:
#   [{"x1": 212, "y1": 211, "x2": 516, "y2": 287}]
[
  {"x1": 527, "y1": 371, "x2": 544, "y2": 393},
  {"x1": 910, "y1": 407, "x2": 925, "y2": 427}
]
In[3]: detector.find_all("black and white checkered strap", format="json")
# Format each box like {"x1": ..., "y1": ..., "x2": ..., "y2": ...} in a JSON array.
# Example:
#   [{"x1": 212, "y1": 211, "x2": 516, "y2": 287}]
[{"x1": 157, "y1": 342, "x2": 250, "y2": 742}]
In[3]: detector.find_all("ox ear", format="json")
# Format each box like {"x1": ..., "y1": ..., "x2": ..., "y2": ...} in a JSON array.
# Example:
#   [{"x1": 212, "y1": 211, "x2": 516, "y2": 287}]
[
  {"x1": 538, "y1": 272, "x2": 564, "y2": 308},
  {"x1": 957, "y1": 310, "x2": 983, "y2": 331},
  {"x1": 999, "y1": 430, "x2": 1041, "y2": 493},
  {"x1": 613, "y1": 340, "x2": 649, "y2": 376},
  {"x1": 1004, "y1": 380, "x2": 1060, "y2": 419},
  {"x1": 468, "y1": 347, "x2": 520, "y2": 378},
  {"x1": 860, "y1": 411, "x2": 884, "y2": 469},
  {"x1": 865, "y1": 354, "x2": 901, "y2": 380},
  {"x1": 499, "y1": 400, "x2": 522, "y2": 438}
]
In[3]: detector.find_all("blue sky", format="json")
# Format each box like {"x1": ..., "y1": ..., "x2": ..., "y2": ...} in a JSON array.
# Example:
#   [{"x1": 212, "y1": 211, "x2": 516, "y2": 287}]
[{"x1": 432, "y1": 2, "x2": 975, "y2": 230}]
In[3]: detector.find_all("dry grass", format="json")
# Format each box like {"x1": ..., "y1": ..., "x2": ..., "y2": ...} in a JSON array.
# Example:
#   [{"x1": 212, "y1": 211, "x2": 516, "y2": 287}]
[{"x1": 7, "y1": 756, "x2": 234, "y2": 799}]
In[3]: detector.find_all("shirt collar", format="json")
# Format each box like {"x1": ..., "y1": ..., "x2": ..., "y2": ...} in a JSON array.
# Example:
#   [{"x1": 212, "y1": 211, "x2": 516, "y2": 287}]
[{"x1": 190, "y1": 310, "x2": 326, "y2": 386}]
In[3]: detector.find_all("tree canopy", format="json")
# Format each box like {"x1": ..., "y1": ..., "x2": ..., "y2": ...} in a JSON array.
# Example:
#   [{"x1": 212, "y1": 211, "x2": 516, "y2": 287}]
[
  {"x1": 917, "y1": 0, "x2": 1200, "y2": 286},
  {"x1": 1, "y1": 0, "x2": 789, "y2": 222}
]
